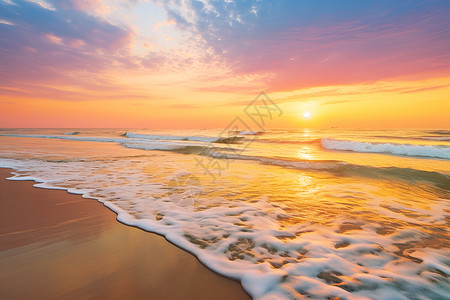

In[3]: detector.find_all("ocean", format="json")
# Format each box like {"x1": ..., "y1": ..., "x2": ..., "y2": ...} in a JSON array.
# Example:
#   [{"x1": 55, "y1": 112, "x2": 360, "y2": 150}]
[{"x1": 0, "y1": 128, "x2": 449, "y2": 300}]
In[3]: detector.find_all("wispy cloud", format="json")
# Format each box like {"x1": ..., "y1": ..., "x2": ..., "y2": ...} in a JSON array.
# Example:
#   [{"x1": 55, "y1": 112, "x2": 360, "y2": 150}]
[
  {"x1": 267, "y1": 77, "x2": 450, "y2": 107},
  {"x1": 156, "y1": 0, "x2": 450, "y2": 91},
  {"x1": 0, "y1": 18, "x2": 14, "y2": 25},
  {"x1": 400, "y1": 84, "x2": 450, "y2": 94},
  {"x1": 1, "y1": 0, "x2": 450, "y2": 128}
]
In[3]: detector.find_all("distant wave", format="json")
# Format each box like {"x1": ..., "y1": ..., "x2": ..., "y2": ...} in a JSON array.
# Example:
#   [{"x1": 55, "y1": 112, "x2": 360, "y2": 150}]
[
  {"x1": 255, "y1": 138, "x2": 322, "y2": 145},
  {"x1": 236, "y1": 130, "x2": 262, "y2": 135},
  {"x1": 1, "y1": 134, "x2": 135, "y2": 144},
  {"x1": 63, "y1": 131, "x2": 80, "y2": 135},
  {"x1": 321, "y1": 138, "x2": 450, "y2": 159},
  {"x1": 4, "y1": 133, "x2": 449, "y2": 189},
  {"x1": 369, "y1": 135, "x2": 450, "y2": 142},
  {"x1": 426, "y1": 130, "x2": 450, "y2": 135},
  {"x1": 422, "y1": 137, "x2": 450, "y2": 141},
  {"x1": 125, "y1": 132, "x2": 243, "y2": 144},
  {"x1": 0, "y1": 133, "x2": 240, "y2": 152}
]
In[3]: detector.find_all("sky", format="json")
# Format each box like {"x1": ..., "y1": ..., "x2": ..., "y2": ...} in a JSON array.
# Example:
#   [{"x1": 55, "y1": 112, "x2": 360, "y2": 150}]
[{"x1": 0, "y1": 0, "x2": 449, "y2": 128}]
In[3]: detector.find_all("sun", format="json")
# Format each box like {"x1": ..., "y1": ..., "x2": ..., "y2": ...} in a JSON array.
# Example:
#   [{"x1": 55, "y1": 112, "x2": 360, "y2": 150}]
[{"x1": 303, "y1": 111, "x2": 311, "y2": 119}]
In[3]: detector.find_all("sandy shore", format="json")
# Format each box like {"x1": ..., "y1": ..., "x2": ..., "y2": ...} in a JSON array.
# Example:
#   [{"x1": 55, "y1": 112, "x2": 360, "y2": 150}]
[{"x1": 0, "y1": 168, "x2": 251, "y2": 300}]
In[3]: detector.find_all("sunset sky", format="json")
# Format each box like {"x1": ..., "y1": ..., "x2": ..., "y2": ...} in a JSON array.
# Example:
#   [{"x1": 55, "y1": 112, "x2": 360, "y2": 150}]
[{"x1": 0, "y1": 0, "x2": 449, "y2": 128}]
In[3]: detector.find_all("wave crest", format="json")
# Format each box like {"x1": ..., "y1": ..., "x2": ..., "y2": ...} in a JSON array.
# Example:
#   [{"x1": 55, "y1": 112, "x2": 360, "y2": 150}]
[
  {"x1": 321, "y1": 138, "x2": 450, "y2": 159},
  {"x1": 125, "y1": 132, "x2": 242, "y2": 144}
]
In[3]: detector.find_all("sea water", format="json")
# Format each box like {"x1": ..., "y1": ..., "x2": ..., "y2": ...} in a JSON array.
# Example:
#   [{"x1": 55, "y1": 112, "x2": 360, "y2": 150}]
[{"x1": 0, "y1": 128, "x2": 449, "y2": 300}]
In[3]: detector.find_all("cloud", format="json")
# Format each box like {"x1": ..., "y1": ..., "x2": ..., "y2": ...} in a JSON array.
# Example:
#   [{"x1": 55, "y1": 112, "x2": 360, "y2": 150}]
[
  {"x1": 0, "y1": 0, "x2": 227, "y2": 102},
  {"x1": 26, "y1": 0, "x2": 56, "y2": 11},
  {"x1": 0, "y1": 0, "x2": 136, "y2": 97},
  {"x1": 0, "y1": 77, "x2": 168, "y2": 102},
  {"x1": 2, "y1": 0, "x2": 450, "y2": 106},
  {"x1": 51, "y1": 0, "x2": 108, "y2": 13},
  {"x1": 0, "y1": 18, "x2": 14, "y2": 25},
  {"x1": 49, "y1": 0, "x2": 141, "y2": 14},
  {"x1": 155, "y1": 0, "x2": 450, "y2": 91},
  {"x1": 1, "y1": 0, "x2": 16, "y2": 5},
  {"x1": 265, "y1": 77, "x2": 450, "y2": 108},
  {"x1": 400, "y1": 84, "x2": 450, "y2": 94}
]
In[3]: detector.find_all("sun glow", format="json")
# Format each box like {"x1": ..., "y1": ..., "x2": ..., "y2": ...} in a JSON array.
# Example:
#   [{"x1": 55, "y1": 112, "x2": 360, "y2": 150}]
[{"x1": 303, "y1": 111, "x2": 311, "y2": 119}]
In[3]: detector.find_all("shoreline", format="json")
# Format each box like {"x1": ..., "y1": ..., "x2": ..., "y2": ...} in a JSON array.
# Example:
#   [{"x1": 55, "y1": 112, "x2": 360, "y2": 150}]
[{"x1": 0, "y1": 167, "x2": 251, "y2": 300}]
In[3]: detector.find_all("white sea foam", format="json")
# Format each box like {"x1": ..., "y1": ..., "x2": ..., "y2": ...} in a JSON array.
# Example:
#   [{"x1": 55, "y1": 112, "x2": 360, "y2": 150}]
[
  {"x1": 321, "y1": 138, "x2": 450, "y2": 159},
  {"x1": 1, "y1": 156, "x2": 448, "y2": 300}
]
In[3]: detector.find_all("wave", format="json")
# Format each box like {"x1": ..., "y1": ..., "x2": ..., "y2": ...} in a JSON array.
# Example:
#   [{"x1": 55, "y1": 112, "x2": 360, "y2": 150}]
[
  {"x1": 1, "y1": 134, "x2": 127, "y2": 143},
  {"x1": 426, "y1": 130, "x2": 450, "y2": 135},
  {"x1": 236, "y1": 130, "x2": 262, "y2": 135},
  {"x1": 0, "y1": 134, "x2": 240, "y2": 153},
  {"x1": 202, "y1": 151, "x2": 450, "y2": 190},
  {"x1": 123, "y1": 143, "x2": 234, "y2": 155},
  {"x1": 371, "y1": 135, "x2": 450, "y2": 142},
  {"x1": 63, "y1": 131, "x2": 80, "y2": 135},
  {"x1": 3, "y1": 133, "x2": 449, "y2": 189},
  {"x1": 371, "y1": 135, "x2": 431, "y2": 141},
  {"x1": 254, "y1": 138, "x2": 322, "y2": 145},
  {"x1": 125, "y1": 132, "x2": 243, "y2": 144},
  {"x1": 1, "y1": 132, "x2": 242, "y2": 145},
  {"x1": 321, "y1": 138, "x2": 450, "y2": 159},
  {"x1": 422, "y1": 137, "x2": 450, "y2": 141}
]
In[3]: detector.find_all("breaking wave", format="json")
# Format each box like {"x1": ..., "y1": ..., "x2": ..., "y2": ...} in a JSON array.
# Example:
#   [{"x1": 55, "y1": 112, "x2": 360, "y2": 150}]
[
  {"x1": 125, "y1": 132, "x2": 243, "y2": 144},
  {"x1": 321, "y1": 138, "x2": 450, "y2": 159}
]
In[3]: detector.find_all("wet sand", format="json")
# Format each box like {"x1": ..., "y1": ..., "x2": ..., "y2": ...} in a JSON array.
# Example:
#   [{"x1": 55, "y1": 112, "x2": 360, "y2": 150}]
[{"x1": 0, "y1": 168, "x2": 251, "y2": 300}]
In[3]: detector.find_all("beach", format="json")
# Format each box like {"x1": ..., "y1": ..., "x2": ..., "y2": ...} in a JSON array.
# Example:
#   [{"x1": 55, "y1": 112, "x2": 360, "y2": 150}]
[
  {"x1": 0, "y1": 129, "x2": 448, "y2": 299},
  {"x1": 0, "y1": 168, "x2": 251, "y2": 300},
  {"x1": 2, "y1": 0, "x2": 450, "y2": 298}
]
